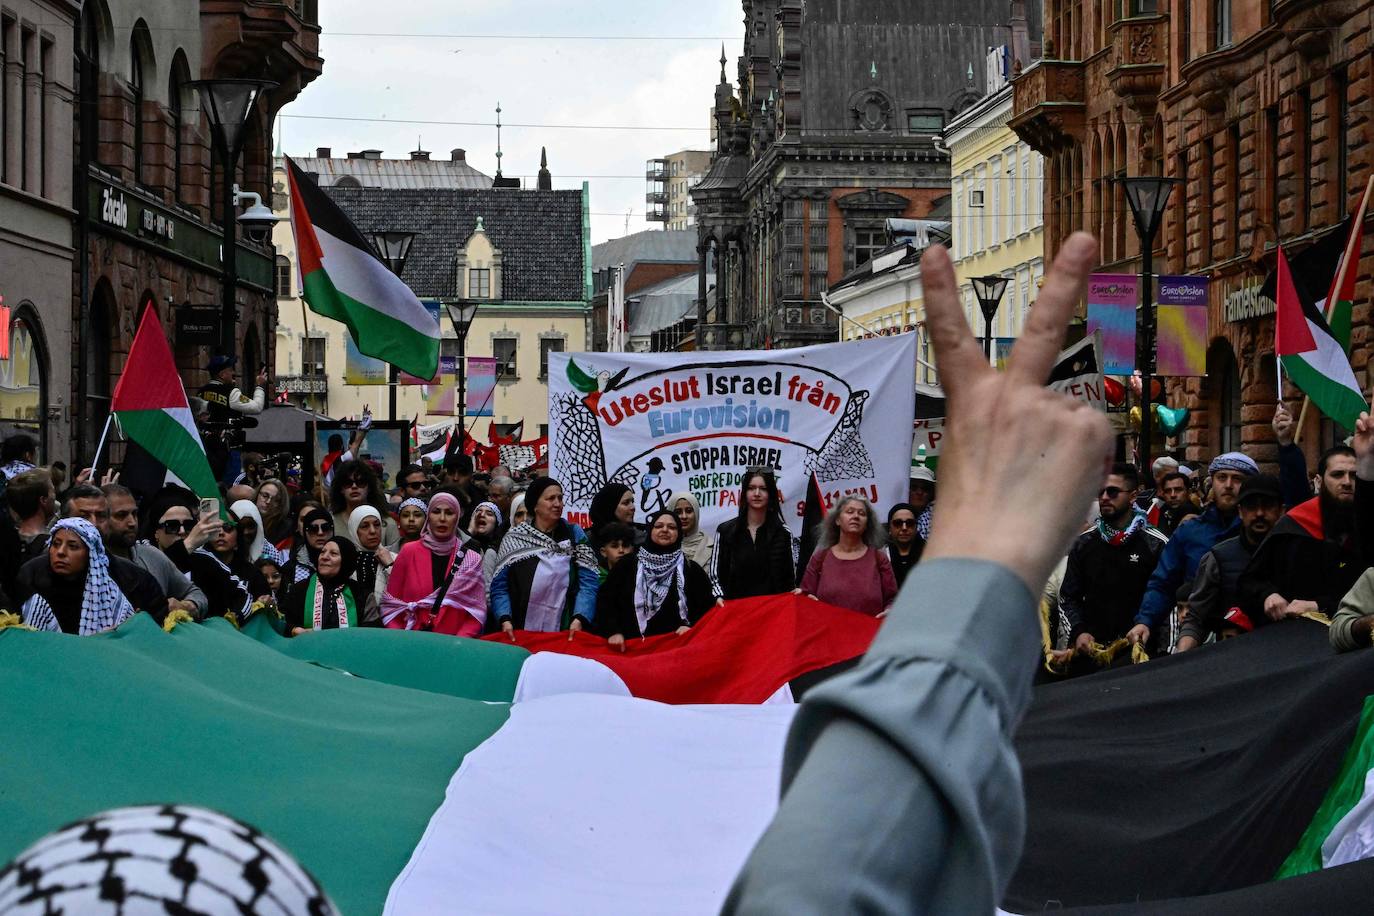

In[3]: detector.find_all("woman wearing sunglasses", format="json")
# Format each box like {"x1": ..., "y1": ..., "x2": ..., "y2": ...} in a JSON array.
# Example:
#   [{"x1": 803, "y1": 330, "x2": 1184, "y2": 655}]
[
  {"x1": 329, "y1": 461, "x2": 398, "y2": 550},
  {"x1": 885, "y1": 503, "x2": 922, "y2": 588},
  {"x1": 137, "y1": 486, "x2": 252, "y2": 622},
  {"x1": 281, "y1": 507, "x2": 336, "y2": 587}
]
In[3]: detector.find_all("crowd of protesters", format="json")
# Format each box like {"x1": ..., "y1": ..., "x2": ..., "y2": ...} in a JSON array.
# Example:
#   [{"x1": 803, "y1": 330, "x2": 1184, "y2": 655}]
[{"x1": 0, "y1": 421, "x2": 939, "y2": 644}]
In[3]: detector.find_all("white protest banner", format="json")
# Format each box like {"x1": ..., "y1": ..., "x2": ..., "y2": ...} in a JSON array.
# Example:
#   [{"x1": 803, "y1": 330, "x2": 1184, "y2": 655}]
[
  {"x1": 912, "y1": 418, "x2": 945, "y2": 459},
  {"x1": 548, "y1": 335, "x2": 917, "y2": 535},
  {"x1": 1046, "y1": 331, "x2": 1109, "y2": 411}
]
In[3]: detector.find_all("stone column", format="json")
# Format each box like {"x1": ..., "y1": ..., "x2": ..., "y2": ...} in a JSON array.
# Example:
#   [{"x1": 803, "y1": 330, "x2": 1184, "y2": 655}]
[
  {"x1": 2, "y1": 26, "x2": 21, "y2": 187},
  {"x1": 24, "y1": 41, "x2": 42, "y2": 195}
]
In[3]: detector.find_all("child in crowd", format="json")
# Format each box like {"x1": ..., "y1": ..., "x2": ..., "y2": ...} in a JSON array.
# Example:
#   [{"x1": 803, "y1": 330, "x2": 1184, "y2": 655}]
[{"x1": 596, "y1": 522, "x2": 638, "y2": 584}]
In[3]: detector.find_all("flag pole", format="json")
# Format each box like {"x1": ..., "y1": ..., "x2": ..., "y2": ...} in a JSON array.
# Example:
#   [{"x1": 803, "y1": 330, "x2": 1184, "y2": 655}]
[
  {"x1": 1294, "y1": 174, "x2": 1374, "y2": 444},
  {"x1": 90, "y1": 414, "x2": 114, "y2": 477}
]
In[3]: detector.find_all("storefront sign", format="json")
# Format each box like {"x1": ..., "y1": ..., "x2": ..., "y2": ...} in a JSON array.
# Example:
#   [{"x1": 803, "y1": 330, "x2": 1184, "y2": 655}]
[
  {"x1": 1224, "y1": 280, "x2": 1274, "y2": 323},
  {"x1": 87, "y1": 175, "x2": 271, "y2": 290},
  {"x1": 100, "y1": 187, "x2": 128, "y2": 229},
  {"x1": 176, "y1": 307, "x2": 220, "y2": 346}
]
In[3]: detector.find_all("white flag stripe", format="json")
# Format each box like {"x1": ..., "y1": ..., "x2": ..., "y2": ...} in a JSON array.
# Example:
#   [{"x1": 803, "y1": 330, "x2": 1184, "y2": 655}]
[
  {"x1": 1303, "y1": 317, "x2": 1362, "y2": 391},
  {"x1": 385, "y1": 694, "x2": 795, "y2": 915},
  {"x1": 315, "y1": 226, "x2": 441, "y2": 340}
]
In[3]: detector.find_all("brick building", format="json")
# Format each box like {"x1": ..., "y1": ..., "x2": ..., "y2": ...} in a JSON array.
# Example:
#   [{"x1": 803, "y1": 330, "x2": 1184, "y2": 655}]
[
  {"x1": 691, "y1": 0, "x2": 1039, "y2": 351},
  {"x1": 1013, "y1": 1, "x2": 1372, "y2": 467},
  {"x1": 74, "y1": 0, "x2": 322, "y2": 464}
]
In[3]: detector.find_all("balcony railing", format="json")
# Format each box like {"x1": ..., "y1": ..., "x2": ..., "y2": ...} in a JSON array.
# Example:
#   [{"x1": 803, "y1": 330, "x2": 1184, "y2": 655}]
[
  {"x1": 1009, "y1": 60, "x2": 1086, "y2": 155},
  {"x1": 645, "y1": 159, "x2": 668, "y2": 181}
]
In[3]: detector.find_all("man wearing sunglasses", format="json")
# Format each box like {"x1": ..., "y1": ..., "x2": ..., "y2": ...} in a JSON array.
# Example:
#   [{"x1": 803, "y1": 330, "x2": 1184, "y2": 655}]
[{"x1": 1056, "y1": 463, "x2": 1168, "y2": 672}]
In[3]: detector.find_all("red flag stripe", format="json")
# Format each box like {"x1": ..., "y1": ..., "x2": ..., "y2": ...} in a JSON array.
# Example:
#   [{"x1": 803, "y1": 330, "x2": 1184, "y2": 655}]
[
  {"x1": 1275, "y1": 246, "x2": 1319, "y2": 357},
  {"x1": 111, "y1": 305, "x2": 193, "y2": 412}
]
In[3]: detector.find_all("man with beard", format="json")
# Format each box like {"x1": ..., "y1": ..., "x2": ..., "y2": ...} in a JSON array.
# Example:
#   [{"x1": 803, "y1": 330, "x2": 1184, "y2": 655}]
[
  {"x1": 1128, "y1": 452, "x2": 1258, "y2": 651},
  {"x1": 1175, "y1": 475, "x2": 1284, "y2": 651},
  {"x1": 1238, "y1": 446, "x2": 1366, "y2": 624},
  {"x1": 1054, "y1": 463, "x2": 1167, "y2": 674}
]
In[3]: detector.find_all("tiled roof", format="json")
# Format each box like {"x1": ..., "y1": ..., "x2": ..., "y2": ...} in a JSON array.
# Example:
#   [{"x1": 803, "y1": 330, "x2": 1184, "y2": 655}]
[
  {"x1": 324, "y1": 187, "x2": 587, "y2": 302},
  {"x1": 286, "y1": 155, "x2": 492, "y2": 190},
  {"x1": 592, "y1": 229, "x2": 698, "y2": 272}
]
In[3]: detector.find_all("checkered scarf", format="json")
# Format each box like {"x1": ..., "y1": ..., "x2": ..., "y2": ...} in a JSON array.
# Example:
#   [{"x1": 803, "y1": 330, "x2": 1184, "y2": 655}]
[{"x1": 21, "y1": 518, "x2": 135, "y2": 635}]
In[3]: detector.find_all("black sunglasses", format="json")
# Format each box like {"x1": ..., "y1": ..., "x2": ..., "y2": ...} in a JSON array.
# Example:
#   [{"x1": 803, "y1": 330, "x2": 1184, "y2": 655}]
[
  {"x1": 405, "y1": 480, "x2": 427, "y2": 489},
  {"x1": 159, "y1": 519, "x2": 196, "y2": 534},
  {"x1": 890, "y1": 518, "x2": 916, "y2": 528},
  {"x1": 306, "y1": 522, "x2": 334, "y2": 534},
  {"x1": 1099, "y1": 486, "x2": 1125, "y2": 499},
  {"x1": 343, "y1": 478, "x2": 367, "y2": 487}
]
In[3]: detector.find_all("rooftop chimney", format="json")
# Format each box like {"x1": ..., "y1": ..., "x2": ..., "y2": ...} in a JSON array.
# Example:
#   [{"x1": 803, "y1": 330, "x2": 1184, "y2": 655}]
[
  {"x1": 451, "y1": 148, "x2": 466, "y2": 162},
  {"x1": 411, "y1": 149, "x2": 431, "y2": 161},
  {"x1": 315, "y1": 146, "x2": 331, "y2": 158},
  {"x1": 361, "y1": 149, "x2": 383, "y2": 160},
  {"x1": 1009, "y1": 0, "x2": 1031, "y2": 76}
]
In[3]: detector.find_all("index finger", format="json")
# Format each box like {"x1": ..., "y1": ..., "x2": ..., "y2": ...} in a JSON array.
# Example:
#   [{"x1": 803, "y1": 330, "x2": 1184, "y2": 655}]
[
  {"x1": 1005, "y1": 232, "x2": 1099, "y2": 387},
  {"x1": 919, "y1": 243, "x2": 989, "y2": 404}
]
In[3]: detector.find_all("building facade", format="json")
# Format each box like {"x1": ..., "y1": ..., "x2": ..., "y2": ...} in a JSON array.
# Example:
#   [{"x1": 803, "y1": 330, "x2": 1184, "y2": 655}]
[
  {"x1": 1012, "y1": 0, "x2": 1373, "y2": 468},
  {"x1": 74, "y1": 0, "x2": 321, "y2": 466},
  {"x1": 590, "y1": 228, "x2": 698, "y2": 350},
  {"x1": 276, "y1": 172, "x2": 592, "y2": 442},
  {"x1": 690, "y1": 0, "x2": 1040, "y2": 351},
  {"x1": 0, "y1": 0, "x2": 79, "y2": 463},
  {"x1": 646, "y1": 150, "x2": 711, "y2": 230},
  {"x1": 947, "y1": 81, "x2": 1045, "y2": 356}
]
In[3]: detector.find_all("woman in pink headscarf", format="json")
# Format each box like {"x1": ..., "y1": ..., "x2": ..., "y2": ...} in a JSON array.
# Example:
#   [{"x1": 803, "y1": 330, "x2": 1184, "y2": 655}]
[{"x1": 380, "y1": 490, "x2": 487, "y2": 636}]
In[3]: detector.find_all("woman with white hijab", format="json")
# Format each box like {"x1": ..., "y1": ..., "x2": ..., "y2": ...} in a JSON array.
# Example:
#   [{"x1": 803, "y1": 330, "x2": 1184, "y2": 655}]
[{"x1": 348, "y1": 505, "x2": 396, "y2": 607}]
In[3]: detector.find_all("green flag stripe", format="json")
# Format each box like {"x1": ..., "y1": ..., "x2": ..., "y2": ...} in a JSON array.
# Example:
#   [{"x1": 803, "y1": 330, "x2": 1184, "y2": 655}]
[
  {"x1": 1281, "y1": 355, "x2": 1368, "y2": 431},
  {"x1": 115, "y1": 408, "x2": 221, "y2": 499},
  {"x1": 1330, "y1": 298, "x2": 1353, "y2": 352},
  {"x1": 303, "y1": 269, "x2": 441, "y2": 380},
  {"x1": 235, "y1": 615, "x2": 531, "y2": 702},
  {"x1": 1278, "y1": 695, "x2": 1374, "y2": 877},
  {"x1": 0, "y1": 614, "x2": 510, "y2": 915}
]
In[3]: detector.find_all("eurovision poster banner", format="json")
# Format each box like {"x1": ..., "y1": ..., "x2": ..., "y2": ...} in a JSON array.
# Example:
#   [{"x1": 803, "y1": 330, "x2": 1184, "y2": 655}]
[
  {"x1": 1086, "y1": 274, "x2": 1139, "y2": 376},
  {"x1": 547, "y1": 335, "x2": 918, "y2": 536},
  {"x1": 465, "y1": 357, "x2": 498, "y2": 418},
  {"x1": 420, "y1": 356, "x2": 461, "y2": 416},
  {"x1": 399, "y1": 301, "x2": 446, "y2": 385},
  {"x1": 344, "y1": 337, "x2": 388, "y2": 386},
  {"x1": 1156, "y1": 275, "x2": 1209, "y2": 377}
]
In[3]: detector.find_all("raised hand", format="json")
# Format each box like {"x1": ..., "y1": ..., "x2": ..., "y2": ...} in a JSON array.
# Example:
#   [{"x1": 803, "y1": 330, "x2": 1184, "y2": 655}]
[
  {"x1": 1353, "y1": 412, "x2": 1374, "y2": 480},
  {"x1": 1272, "y1": 403, "x2": 1295, "y2": 447},
  {"x1": 920, "y1": 233, "x2": 1114, "y2": 594}
]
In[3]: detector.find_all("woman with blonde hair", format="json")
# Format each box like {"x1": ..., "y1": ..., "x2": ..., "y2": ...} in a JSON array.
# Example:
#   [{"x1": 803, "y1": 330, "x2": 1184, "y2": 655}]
[{"x1": 797, "y1": 495, "x2": 897, "y2": 616}]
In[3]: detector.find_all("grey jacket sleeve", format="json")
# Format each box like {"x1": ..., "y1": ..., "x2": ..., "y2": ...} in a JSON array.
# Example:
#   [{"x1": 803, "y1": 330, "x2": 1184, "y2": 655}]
[
  {"x1": 138, "y1": 544, "x2": 209, "y2": 618},
  {"x1": 1332, "y1": 568, "x2": 1374, "y2": 652},
  {"x1": 722, "y1": 558, "x2": 1038, "y2": 915},
  {"x1": 1178, "y1": 550, "x2": 1222, "y2": 646}
]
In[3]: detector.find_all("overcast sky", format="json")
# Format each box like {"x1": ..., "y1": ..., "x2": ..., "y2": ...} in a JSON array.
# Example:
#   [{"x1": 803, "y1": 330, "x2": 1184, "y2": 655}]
[{"x1": 277, "y1": 1, "x2": 744, "y2": 245}]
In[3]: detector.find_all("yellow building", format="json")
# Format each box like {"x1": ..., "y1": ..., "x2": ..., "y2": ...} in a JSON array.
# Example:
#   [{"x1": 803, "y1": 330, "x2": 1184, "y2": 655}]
[
  {"x1": 271, "y1": 156, "x2": 591, "y2": 442},
  {"x1": 947, "y1": 82, "x2": 1045, "y2": 352}
]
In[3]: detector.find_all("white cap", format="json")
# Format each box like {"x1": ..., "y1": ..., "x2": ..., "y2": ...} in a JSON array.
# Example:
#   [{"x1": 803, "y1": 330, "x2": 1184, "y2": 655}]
[
  {"x1": 1152, "y1": 456, "x2": 1180, "y2": 475},
  {"x1": 910, "y1": 465, "x2": 936, "y2": 484}
]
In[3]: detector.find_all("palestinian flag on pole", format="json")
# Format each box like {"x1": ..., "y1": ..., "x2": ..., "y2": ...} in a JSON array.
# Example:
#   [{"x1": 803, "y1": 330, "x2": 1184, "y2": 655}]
[
  {"x1": 0, "y1": 596, "x2": 874, "y2": 914},
  {"x1": 1275, "y1": 244, "x2": 1368, "y2": 430},
  {"x1": 111, "y1": 306, "x2": 221, "y2": 507},
  {"x1": 285, "y1": 156, "x2": 440, "y2": 380},
  {"x1": 1321, "y1": 176, "x2": 1373, "y2": 351}
]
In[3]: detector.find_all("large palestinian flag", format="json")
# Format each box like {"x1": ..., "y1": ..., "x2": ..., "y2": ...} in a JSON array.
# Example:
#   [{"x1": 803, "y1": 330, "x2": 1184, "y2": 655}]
[
  {"x1": 110, "y1": 306, "x2": 221, "y2": 506},
  {"x1": 285, "y1": 157, "x2": 440, "y2": 381}
]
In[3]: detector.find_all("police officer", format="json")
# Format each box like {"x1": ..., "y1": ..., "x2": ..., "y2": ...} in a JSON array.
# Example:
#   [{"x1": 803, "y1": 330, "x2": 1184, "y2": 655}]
[{"x1": 198, "y1": 355, "x2": 267, "y2": 424}]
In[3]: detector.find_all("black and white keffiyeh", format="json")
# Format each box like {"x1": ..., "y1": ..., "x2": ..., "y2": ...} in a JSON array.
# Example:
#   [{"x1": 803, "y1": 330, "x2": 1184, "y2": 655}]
[
  {"x1": 633, "y1": 547, "x2": 690, "y2": 635},
  {"x1": 491, "y1": 521, "x2": 599, "y2": 582},
  {"x1": 0, "y1": 805, "x2": 339, "y2": 915},
  {"x1": 20, "y1": 518, "x2": 134, "y2": 636},
  {"x1": 0, "y1": 459, "x2": 35, "y2": 481}
]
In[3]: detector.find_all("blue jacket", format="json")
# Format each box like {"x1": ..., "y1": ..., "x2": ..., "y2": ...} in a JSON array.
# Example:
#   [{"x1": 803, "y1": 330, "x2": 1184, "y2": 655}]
[
  {"x1": 1134, "y1": 506, "x2": 1240, "y2": 629},
  {"x1": 490, "y1": 522, "x2": 599, "y2": 630}
]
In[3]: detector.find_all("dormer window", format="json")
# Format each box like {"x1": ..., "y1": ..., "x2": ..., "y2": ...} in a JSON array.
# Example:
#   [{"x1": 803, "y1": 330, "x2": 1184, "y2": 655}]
[{"x1": 469, "y1": 268, "x2": 491, "y2": 298}]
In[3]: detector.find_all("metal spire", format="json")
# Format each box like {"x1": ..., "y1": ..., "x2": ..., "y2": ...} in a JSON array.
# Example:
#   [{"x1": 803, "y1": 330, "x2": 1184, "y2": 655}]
[
  {"x1": 720, "y1": 44, "x2": 727, "y2": 82},
  {"x1": 495, "y1": 102, "x2": 504, "y2": 176}
]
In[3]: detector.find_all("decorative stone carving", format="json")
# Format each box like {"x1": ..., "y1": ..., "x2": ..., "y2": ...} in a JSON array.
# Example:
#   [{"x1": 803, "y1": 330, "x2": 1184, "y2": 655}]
[{"x1": 849, "y1": 88, "x2": 896, "y2": 132}]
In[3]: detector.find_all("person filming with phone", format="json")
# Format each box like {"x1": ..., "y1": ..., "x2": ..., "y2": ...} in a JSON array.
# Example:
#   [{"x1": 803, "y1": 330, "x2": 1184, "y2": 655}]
[{"x1": 139, "y1": 486, "x2": 252, "y2": 622}]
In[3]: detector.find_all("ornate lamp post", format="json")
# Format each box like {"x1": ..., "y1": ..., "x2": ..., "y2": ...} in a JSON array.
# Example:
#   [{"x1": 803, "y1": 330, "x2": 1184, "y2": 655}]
[
  {"x1": 971, "y1": 275, "x2": 1010, "y2": 362},
  {"x1": 445, "y1": 301, "x2": 481, "y2": 459},
  {"x1": 187, "y1": 78, "x2": 277, "y2": 360},
  {"x1": 370, "y1": 231, "x2": 417, "y2": 420},
  {"x1": 1122, "y1": 175, "x2": 1181, "y2": 478}
]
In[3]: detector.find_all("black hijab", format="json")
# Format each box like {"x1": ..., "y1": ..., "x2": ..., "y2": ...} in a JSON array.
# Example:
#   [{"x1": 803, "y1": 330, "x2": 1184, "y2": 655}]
[
  {"x1": 319, "y1": 535, "x2": 358, "y2": 586},
  {"x1": 590, "y1": 483, "x2": 632, "y2": 534}
]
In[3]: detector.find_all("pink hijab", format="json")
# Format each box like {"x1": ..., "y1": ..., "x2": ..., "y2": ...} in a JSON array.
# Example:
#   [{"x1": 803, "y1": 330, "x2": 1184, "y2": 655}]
[{"x1": 420, "y1": 492, "x2": 462, "y2": 555}]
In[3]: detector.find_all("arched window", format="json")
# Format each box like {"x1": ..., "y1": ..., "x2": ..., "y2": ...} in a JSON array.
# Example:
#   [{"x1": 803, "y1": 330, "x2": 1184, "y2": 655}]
[
  {"x1": 129, "y1": 35, "x2": 144, "y2": 184},
  {"x1": 275, "y1": 254, "x2": 292, "y2": 298},
  {"x1": 168, "y1": 52, "x2": 190, "y2": 201},
  {"x1": 1207, "y1": 339, "x2": 1242, "y2": 454},
  {"x1": 0, "y1": 306, "x2": 48, "y2": 458},
  {"x1": 80, "y1": 1, "x2": 108, "y2": 170}
]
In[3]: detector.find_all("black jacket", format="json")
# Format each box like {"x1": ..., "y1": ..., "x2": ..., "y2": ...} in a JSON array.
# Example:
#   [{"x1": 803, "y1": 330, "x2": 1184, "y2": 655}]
[
  {"x1": 594, "y1": 555, "x2": 714, "y2": 639},
  {"x1": 1179, "y1": 534, "x2": 1260, "y2": 644},
  {"x1": 163, "y1": 540, "x2": 252, "y2": 620},
  {"x1": 711, "y1": 518, "x2": 795, "y2": 600},
  {"x1": 1239, "y1": 496, "x2": 1367, "y2": 620},
  {"x1": 1059, "y1": 525, "x2": 1168, "y2": 644},
  {"x1": 15, "y1": 553, "x2": 168, "y2": 629}
]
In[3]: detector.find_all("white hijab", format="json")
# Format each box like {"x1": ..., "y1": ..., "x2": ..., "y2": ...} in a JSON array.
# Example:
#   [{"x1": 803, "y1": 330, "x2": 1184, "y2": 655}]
[
  {"x1": 348, "y1": 505, "x2": 383, "y2": 544},
  {"x1": 230, "y1": 499, "x2": 267, "y2": 562}
]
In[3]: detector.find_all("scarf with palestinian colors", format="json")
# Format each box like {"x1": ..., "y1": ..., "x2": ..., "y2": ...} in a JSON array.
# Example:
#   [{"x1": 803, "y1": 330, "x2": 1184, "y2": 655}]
[
  {"x1": 1097, "y1": 510, "x2": 1148, "y2": 547},
  {"x1": 491, "y1": 521, "x2": 600, "y2": 583},
  {"x1": 305, "y1": 575, "x2": 357, "y2": 630}
]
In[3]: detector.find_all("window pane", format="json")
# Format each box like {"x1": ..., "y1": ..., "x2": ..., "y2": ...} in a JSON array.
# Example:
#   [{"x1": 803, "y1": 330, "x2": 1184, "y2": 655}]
[
  {"x1": 494, "y1": 338, "x2": 517, "y2": 377},
  {"x1": 908, "y1": 112, "x2": 944, "y2": 132},
  {"x1": 0, "y1": 318, "x2": 43, "y2": 448}
]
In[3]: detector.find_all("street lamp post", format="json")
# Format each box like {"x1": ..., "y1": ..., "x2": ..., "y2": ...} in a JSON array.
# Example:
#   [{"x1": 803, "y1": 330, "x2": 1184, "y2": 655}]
[
  {"x1": 445, "y1": 301, "x2": 481, "y2": 461},
  {"x1": 187, "y1": 79, "x2": 277, "y2": 361},
  {"x1": 1122, "y1": 176, "x2": 1181, "y2": 480},
  {"x1": 371, "y1": 231, "x2": 417, "y2": 420},
  {"x1": 971, "y1": 275, "x2": 1010, "y2": 362}
]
